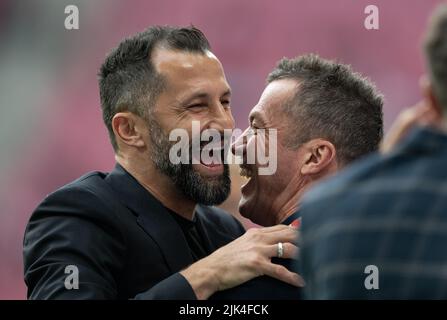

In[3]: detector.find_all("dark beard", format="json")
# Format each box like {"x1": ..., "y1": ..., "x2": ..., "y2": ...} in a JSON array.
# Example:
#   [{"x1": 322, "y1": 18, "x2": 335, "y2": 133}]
[{"x1": 148, "y1": 118, "x2": 231, "y2": 206}]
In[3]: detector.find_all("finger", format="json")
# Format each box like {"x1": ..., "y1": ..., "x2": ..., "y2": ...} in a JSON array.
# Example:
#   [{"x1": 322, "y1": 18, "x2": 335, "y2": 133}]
[
  {"x1": 401, "y1": 102, "x2": 429, "y2": 121},
  {"x1": 264, "y1": 243, "x2": 299, "y2": 259},
  {"x1": 260, "y1": 262, "x2": 306, "y2": 287},
  {"x1": 420, "y1": 107, "x2": 440, "y2": 123},
  {"x1": 393, "y1": 102, "x2": 427, "y2": 127},
  {"x1": 289, "y1": 217, "x2": 301, "y2": 229},
  {"x1": 262, "y1": 228, "x2": 298, "y2": 245},
  {"x1": 381, "y1": 103, "x2": 426, "y2": 154},
  {"x1": 256, "y1": 224, "x2": 292, "y2": 233}
]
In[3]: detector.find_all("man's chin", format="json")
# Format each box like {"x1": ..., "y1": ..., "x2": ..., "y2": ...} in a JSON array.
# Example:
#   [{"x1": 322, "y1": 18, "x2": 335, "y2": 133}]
[
  {"x1": 180, "y1": 164, "x2": 231, "y2": 206},
  {"x1": 192, "y1": 163, "x2": 225, "y2": 177}
]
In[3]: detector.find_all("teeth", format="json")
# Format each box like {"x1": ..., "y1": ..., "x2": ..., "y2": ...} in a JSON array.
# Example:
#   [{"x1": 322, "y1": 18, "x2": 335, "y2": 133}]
[{"x1": 239, "y1": 167, "x2": 253, "y2": 178}]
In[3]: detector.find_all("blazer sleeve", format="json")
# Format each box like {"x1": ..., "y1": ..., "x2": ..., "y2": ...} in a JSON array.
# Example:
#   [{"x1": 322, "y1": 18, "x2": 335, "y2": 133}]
[
  {"x1": 24, "y1": 186, "x2": 198, "y2": 300},
  {"x1": 135, "y1": 208, "x2": 246, "y2": 300},
  {"x1": 23, "y1": 186, "x2": 127, "y2": 299},
  {"x1": 134, "y1": 273, "x2": 196, "y2": 300}
]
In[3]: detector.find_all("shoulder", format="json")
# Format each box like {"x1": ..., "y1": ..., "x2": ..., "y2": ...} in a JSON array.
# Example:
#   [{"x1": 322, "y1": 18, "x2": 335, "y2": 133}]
[
  {"x1": 47, "y1": 170, "x2": 109, "y2": 199},
  {"x1": 23, "y1": 171, "x2": 128, "y2": 299},
  {"x1": 24, "y1": 170, "x2": 127, "y2": 260},
  {"x1": 35, "y1": 171, "x2": 114, "y2": 217},
  {"x1": 298, "y1": 147, "x2": 431, "y2": 258},
  {"x1": 298, "y1": 151, "x2": 397, "y2": 243},
  {"x1": 196, "y1": 205, "x2": 245, "y2": 236},
  {"x1": 25, "y1": 170, "x2": 124, "y2": 241}
]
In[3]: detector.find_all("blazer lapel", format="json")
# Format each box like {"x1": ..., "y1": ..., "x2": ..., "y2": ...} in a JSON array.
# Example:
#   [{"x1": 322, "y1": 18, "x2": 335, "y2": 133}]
[
  {"x1": 195, "y1": 205, "x2": 240, "y2": 252},
  {"x1": 105, "y1": 164, "x2": 194, "y2": 273}
]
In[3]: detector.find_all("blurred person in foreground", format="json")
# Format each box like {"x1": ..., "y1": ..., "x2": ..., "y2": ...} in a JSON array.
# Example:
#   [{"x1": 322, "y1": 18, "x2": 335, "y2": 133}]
[
  {"x1": 22, "y1": 26, "x2": 302, "y2": 300},
  {"x1": 212, "y1": 54, "x2": 384, "y2": 299},
  {"x1": 298, "y1": 4, "x2": 447, "y2": 299}
]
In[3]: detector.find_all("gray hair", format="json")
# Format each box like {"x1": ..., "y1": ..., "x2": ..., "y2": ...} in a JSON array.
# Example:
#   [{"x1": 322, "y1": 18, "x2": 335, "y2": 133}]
[{"x1": 267, "y1": 54, "x2": 384, "y2": 165}]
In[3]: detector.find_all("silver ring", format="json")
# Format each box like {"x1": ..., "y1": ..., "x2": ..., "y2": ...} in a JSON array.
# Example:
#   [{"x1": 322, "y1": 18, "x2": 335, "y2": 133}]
[{"x1": 277, "y1": 242, "x2": 284, "y2": 258}]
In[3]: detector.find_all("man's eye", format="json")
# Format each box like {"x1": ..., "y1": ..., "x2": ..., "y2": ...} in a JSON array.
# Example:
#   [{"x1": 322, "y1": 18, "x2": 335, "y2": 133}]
[
  {"x1": 187, "y1": 104, "x2": 206, "y2": 109},
  {"x1": 221, "y1": 100, "x2": 230, "y2": 106}
]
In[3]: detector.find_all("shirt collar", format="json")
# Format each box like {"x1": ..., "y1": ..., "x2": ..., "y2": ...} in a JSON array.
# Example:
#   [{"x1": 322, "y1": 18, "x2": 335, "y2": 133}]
[{"x1": 281, "y1": 210, "x2": 301, "y2": 225}]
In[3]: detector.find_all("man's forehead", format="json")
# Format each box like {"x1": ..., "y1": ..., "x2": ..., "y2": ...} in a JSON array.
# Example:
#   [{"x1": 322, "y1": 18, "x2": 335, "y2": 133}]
[
  {"x1": 152, "y1": 46, "x2": 220, "y2": 76},
  {"x1": 262, "y1": 79, "x2": 299, "y2": 102},
  {"x1": 250, "y1": 79, "x2": 299, "y2": 122}
]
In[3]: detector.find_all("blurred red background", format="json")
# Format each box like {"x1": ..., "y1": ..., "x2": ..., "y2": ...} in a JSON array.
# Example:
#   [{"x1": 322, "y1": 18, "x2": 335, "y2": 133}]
[{"x1": 0, "y1": 0, "x2": 442, "y2": 299}]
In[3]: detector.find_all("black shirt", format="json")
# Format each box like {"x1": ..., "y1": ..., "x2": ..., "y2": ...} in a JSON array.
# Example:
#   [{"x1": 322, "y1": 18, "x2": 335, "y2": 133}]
[{"x1": 167, "y1": 208, "x2": 210, "y2": 261}]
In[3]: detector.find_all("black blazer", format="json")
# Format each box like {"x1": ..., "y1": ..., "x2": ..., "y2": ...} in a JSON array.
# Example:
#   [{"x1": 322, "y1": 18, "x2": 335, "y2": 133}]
[{"x1": 23, "y1": 164, "x2": 245, "y2": 299}]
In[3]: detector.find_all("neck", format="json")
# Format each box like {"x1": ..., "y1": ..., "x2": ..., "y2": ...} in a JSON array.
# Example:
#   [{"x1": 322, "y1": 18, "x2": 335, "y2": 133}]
[
  {"x1": 275, "y1": 192, "x2": 302, "y2": 224},
  {"x1": 116, "y1": 154, "x2": 197, "y2": 220},
  {"x1": 274, "y1": 166, "x2": 339, "y2": 224},
  {"x1": 274, "y1": 182, "x2": 306, "y2": 225}
]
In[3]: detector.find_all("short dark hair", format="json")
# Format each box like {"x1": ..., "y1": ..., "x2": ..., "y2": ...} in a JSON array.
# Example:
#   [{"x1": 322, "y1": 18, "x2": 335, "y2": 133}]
[
  {"x1": 267, "y1": 54, "x2": 383, "y2": 165},
  {"x1": 98, "y1": 26, "x2": 211, "y2": 151},
  {"x1": 425, "y1": 4, "x2": 447, "y2": 112}
]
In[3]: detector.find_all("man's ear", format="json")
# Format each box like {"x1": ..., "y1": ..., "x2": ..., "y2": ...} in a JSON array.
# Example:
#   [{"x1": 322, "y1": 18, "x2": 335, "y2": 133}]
[
  {"x1": 112, "y1": 112, "x2": 146, "y2": 149},
  {"x1": 421, "y1": 75, "x2": 443, "y2": 118},
  {"x1": 300, "y1": 139, "x2": 336, "y2": 176}
]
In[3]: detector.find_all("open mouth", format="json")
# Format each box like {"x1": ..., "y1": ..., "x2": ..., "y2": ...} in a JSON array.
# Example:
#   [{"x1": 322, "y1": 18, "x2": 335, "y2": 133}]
[
  {"x1": 239, "y1": 164, "x2": 256, "y2": 193},
  {"x1": 239, "y1": 165, "x2": 255, "y2": 179},
  {"x1": 191, "y1": 141, "x2": 226, "y2": 175}
]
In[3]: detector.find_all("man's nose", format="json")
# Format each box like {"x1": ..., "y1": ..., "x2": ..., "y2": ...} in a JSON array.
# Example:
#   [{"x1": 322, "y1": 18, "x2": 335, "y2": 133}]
[{"x1": 208, "y1": 103, "x2": 235, "y2": 132}]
